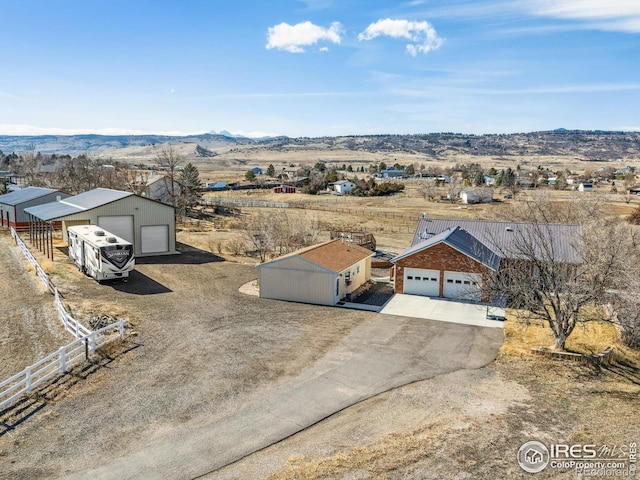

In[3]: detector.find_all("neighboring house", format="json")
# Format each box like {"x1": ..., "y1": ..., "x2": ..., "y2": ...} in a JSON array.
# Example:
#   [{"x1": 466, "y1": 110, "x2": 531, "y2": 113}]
[
  {"x1": 483, "y1": 175, "x2": 498, "y2": 186},
  {"x1": 460, "y1": 189, "x2": 493, "y2": 204},
  {"x1": 134, "y1": 172, "x2": 181, "y2": 204},
  {"x1": 380, "y1": 168, "x2": 404, "y2": 179},
  {"x1": 251, "y1": 167, "x2": 263, "y2": 175},
  {"x1": 390, "y1": 216, "x2": 580, "y2": 301},
  {"x1": 274, "y1": 185, "x2": 296, "y2": 193},
  {"x1": 329, "y1": 180, "x2": 356, "y2": 195},
  {"x1": 0, "y1": 187, "x2": 70, "y2": 230},
  {"x1": 578, "y1": 182, "x2": 594, "y2": 192},
  {"x1": 257, "y1": 239, "x2": 373, "y2": 306},
  {"x1": 25, "y1": 188, "x2": 177, "y2": 257}
]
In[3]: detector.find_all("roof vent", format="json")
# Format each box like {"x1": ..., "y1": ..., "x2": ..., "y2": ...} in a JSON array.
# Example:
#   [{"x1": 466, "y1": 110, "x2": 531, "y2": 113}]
[
  {"x1": 505, "y1": 227, "x2": 514, "y2": 232},
  {"x1": 421, "y1": 212, "x2": 428, "y2": 218},
  {"x1": 106, "y1": 237, "x2": 118, "y2": 243},
  {"x1": 95, "y1": 230, "x2": 106, "y2": 236}
]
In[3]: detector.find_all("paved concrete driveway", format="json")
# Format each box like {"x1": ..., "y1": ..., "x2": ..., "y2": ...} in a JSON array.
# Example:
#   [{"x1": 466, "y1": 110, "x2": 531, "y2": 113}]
[
  {"x1": 65, "y1": 313, "x2": 503, "y2": 480},
  {"x1": 382, "y1": 294, "x2": 506, "y2": 328}
]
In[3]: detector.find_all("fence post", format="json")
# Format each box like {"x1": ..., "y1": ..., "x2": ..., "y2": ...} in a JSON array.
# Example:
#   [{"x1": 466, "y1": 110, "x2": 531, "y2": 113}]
[
  {"x1": 119, "y1": 319, "x2": 125, "y2": 339},
  {"x1": 25, "y1": 366, "x2": 32, "y2": 394},
  {"x1": 59, "y1": 346, "x2": 67, "y2": 373},
  {"x1": 89, "y1": 332, "x2": 96, "y2": 353}
]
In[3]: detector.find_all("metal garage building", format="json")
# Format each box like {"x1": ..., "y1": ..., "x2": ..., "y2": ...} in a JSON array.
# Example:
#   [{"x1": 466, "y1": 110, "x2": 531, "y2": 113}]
[
  {"x1": 0, "y1": 187, "x2": 69, "y2": 230},
  {"x1": 258, "y1": 239, "x2": 373, "y2": 306},
  {"x1": 24, "y1": 188, "x2": 177, "y2": 257}
]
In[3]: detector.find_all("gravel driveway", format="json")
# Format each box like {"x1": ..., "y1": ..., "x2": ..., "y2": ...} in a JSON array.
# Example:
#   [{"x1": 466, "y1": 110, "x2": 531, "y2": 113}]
[{"x1": 0, "y1": 241, "x2": 503, "y2": 480}]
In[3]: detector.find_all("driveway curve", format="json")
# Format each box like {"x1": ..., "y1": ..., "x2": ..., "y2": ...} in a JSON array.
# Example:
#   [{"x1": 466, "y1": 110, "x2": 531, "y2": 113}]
[{"x1": 65, "y1": 313, "x2": 503, "y2": 480}]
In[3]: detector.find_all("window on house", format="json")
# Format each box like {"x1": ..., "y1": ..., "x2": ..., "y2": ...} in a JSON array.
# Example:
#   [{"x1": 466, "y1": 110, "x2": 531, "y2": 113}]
[
  {"x1": 407, "y1": 276, "x2": 414, "y2": 280},
  {"x1": 463, "y1": 280, "x2": 470, "y2": 285},
  {"x1": 447, "y1": 279, "x2": 453, "y2": 283},
  {"x1": 415, "y1": 276, "x2": 421, "y2": 280},
  {"x1": 455, "y1": 280, "x2": 462, "y2": 284}
]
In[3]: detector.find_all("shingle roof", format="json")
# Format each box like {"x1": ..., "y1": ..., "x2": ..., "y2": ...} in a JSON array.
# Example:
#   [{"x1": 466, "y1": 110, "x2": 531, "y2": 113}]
[
  {"x1": 392, "y1": 226, "x2": 500, "y2": 270},
  {"x1": 261, "y1": 239, "x2": 372, "y2": 273},
  {"x1": 0, "y1": 186, "x2": 58, "y2": 206},
  {"x1": 409, "y1": 216, "x2": 582, "y2": 264},
  {"x1": 24, "y1": 188, "x2": 133, "y2": 221}
]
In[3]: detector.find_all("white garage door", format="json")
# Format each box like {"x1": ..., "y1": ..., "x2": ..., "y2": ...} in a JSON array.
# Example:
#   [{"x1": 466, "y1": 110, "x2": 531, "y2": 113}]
[
  {"x1": 98, "y1": 215, "x2": 134, "y2": 244},
  {"x1": 403, "y1": 268, "x2": 440, "y2": 296},
  {"x1": 141, "y1": 225, "x2": 169, "y2": 254},
  {"x1": 443, "y1": 271, "x2": 482, "y2": 300}
]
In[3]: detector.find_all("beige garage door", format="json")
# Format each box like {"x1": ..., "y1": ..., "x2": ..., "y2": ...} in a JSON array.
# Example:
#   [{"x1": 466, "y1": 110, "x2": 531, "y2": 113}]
[
  {"x1": 98, "y1": 215, "x2": 134, "y2": 244},
  {"x1": 141, "y1": 225, "x2": 169, "y2": 254}
]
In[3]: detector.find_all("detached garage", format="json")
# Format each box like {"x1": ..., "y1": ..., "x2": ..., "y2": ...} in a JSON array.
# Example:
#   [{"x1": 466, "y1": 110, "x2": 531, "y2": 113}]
[
  {"x1": 25, "y1": 188, "x2": 177, "y2": 258},
  {"x1": 391, "y1": 226, "x2": 499, "y2": 300},
  {"x1": 258, "y1": 239, "x2": 373, "y2": 306}
]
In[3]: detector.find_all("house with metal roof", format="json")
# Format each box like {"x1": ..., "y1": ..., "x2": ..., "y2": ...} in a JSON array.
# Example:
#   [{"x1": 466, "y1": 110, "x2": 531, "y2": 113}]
[
  {"x1": 0, "y1": 186, "x2": 69, "y2": 230},
  {"x1": 257, "y1": 239, "x2": 373, "y2": 306},
  {"x1": 24, "y1": 188, "x2": 177, "y2": 258},
  {"x1": 391, "y1": 215, "x2": 581, "y2": 300}
]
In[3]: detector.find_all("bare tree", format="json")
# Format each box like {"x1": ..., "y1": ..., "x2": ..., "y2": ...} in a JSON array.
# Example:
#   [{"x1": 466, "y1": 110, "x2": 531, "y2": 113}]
[
  {"x1": 155, "y1": 145, "x2": 183, "y2": 207},
  {"x1": 241, "y1": 210, "x2": 322, "y2": 262},
  {"x1": 446, "y1": 177, "x2": 462, "y2": 203},
  {"x1": 418, "y1": 180, "x2": 437, "y2": 202},
  {"x1": 484, "y1": 196, "x2": 638, "y2": 350}
]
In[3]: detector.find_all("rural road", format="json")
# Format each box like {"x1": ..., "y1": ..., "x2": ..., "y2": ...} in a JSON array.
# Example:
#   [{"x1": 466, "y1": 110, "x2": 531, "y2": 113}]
[{"x1": 63, "y1": 313, "x2": 503, "y2": 480}]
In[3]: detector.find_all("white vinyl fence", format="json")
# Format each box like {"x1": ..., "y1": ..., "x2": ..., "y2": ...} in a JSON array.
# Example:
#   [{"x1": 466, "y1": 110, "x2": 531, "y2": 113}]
[
  {"x1": 10, "y1": 226, "x2": 55, "y2": 293},
  {"x1": 1, "y1": 227, "x2": 128, "y2": 410},
  {"x1": 0, "y1": 321, "x2": 124, "y2": 410}
]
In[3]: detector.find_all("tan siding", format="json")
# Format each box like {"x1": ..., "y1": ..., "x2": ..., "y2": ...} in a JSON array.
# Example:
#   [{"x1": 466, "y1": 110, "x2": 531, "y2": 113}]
[
  {"x1": 59, "y1": 196, "x2": 175, "y2": 256},
  {"x1": 259, "y1": 256, "x2": 335, "y2": 305}
]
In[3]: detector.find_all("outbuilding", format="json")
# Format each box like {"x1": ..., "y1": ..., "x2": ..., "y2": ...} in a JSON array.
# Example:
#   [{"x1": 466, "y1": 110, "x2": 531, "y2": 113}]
[
  {"x1": 24, "y1": 188, "x2": 177, "y2": 258},
  {"x1": 0, "y1": 187, "x2": 69, "y2": 230},
  {"x1": 257, "y1": 239, "x2": 372, "y2": 306},
  {"x1": 329, "y1": 180, "x2": 356, "y2": 195},
  {"x1": 274, "y1": 184, "x2": 296, "y2": 194}
]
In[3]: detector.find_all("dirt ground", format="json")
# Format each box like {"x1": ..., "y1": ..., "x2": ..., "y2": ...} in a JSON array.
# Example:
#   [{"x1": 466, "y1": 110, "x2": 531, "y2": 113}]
[
  {"x1": 0, "y1": 230, "x2": 69, "y2": 378},
  {"x1": 1, "y1": 187, "x2": 639, "y2": 479}
]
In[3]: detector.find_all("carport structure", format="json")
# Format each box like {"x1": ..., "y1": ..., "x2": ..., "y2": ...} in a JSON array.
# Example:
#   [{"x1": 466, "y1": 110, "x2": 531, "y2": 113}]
[{"x1": 24, "y1": 188, "x2": 177, "y2": 260}]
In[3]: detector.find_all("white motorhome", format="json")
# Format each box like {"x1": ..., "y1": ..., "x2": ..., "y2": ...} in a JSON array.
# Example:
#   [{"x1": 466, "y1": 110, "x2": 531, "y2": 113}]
[{"x1": 67, "y1": 225, "x2": 135, "y2": 282}]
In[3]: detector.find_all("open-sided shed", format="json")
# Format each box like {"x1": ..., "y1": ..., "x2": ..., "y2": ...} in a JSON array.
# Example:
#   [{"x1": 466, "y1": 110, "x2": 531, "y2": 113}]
[
  {"x1": 0, "y1": 187, "x2": 69, "y2": 230},
  {"x1": 24, "y1": 188, "x2": 177, "y2": 259}
]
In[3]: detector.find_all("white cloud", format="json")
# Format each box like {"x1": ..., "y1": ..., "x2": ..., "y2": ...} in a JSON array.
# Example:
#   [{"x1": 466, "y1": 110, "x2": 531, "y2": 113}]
[
  {"x1": 524, "y1": 0, "x2": 640, "y2": 32},
  {"x1": 319, "y1": 46, "x2": 329, "y2": 52},
  {"x1": 266, "y1": 21, "x2": 342, "y2": 53},
  {"x1": 358, "y1": 18, "x2": 443, "y2": 56}
]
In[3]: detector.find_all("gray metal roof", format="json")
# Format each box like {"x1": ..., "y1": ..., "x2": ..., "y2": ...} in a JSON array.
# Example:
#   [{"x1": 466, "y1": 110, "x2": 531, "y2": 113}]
[
  {"x1": 392, "y1": 226, "x2": 500, "y2": 270},
  {"x1": 409, "y1": 216, "x2": 582, "y2": 264},
  {"x1": 24, "y1": 188, "x2": 133, "y2": 221},
  {"x1": 0, "y1": 186, "x2": 58, "y2": 206}
]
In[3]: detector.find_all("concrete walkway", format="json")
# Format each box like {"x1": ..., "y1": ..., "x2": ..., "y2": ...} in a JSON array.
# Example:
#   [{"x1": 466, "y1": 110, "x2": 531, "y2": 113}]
[
  {"x1": 381, "y1": 294, "x2": 506, "y2": 328},
  {"x1": 65, "y1": 314, "x2": 504, "y2": 480}
]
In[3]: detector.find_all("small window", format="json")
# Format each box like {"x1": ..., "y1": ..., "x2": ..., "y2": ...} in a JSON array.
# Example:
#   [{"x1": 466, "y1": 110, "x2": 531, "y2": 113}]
[
  {"x1": 472, "y1": 282, "x2": 478, "y2": 286},
  {"x1": 407, "y1": 276, "x2": 413, "y2": 280},
  {"x1": 463, "y1": 280, "x2": 470, "y2": 285},
  {"x1": 455, "y1": 280, "x2": 462, "y2": 284},
  {"x1": 415, "y1": 276, "x2": 421, "y2": 280},
  {"x1": 431, "y1": 278, "x2": 437, "y2": 282},
  {"x1": 356, "y1": 266, "x2": 360, "y2": 274},
  {"x1": 423, "y1": 277, "x2": 429, "y2": 281},
  {"x1": 447, "y1": 279, "x2": 453, "y2": 283}
]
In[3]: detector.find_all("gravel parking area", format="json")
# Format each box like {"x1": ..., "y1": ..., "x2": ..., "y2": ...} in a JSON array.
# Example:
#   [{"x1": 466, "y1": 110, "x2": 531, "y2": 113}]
[{"x1": 0, "y1": 238, "x2": 371, "y2": 479}]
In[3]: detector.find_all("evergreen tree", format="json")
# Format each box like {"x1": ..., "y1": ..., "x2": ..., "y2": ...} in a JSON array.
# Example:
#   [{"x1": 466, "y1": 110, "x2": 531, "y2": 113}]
[
  {"x1": 266, "y1": 164, "x2": 275, "y2": 177},
  {"x1": 179, "y1": 163, "x2": 203, "y2": 210}
]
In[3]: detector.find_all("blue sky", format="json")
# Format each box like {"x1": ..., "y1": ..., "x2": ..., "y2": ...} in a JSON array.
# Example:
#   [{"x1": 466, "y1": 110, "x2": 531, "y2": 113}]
[{"x1": 0, "y1": 0, "x2": 639, "y2": 137}]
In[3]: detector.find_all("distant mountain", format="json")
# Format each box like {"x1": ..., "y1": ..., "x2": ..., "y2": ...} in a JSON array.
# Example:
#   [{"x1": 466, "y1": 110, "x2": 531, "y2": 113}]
[
  {"x1": 210, "y1": 130, "x2": 275, "y2": 140},
  {"x1": 0, "y1": 130, "x2": 638, "y2": 161},
  {"x1": 0, "y1": 133, "x2": 252, "y2": 155}
]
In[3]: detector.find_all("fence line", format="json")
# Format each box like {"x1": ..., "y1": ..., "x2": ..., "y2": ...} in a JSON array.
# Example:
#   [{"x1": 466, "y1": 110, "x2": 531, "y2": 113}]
[
  {"x1": 201, "y1": 198, "x2": 289, "y2": 209},
  {"x1": 10, "y1": 226, "x2": 55, "y2": 293},
  {"x1": 0, "y1": 320, "x2": 124, "y2": 410},
  {"x1": 2, "y1": 227, "x2": 127, "y2": 410}
]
